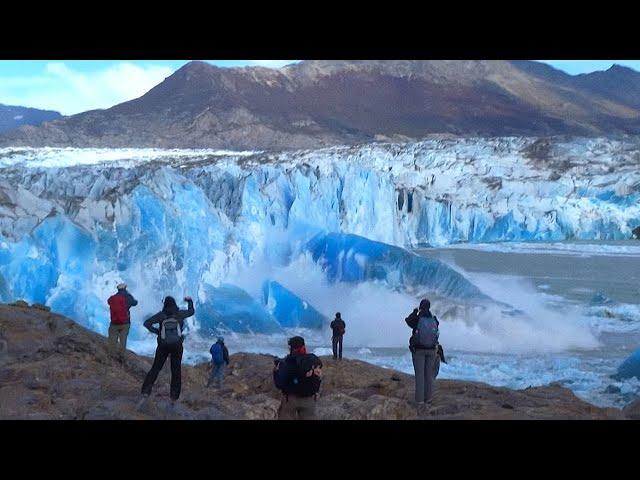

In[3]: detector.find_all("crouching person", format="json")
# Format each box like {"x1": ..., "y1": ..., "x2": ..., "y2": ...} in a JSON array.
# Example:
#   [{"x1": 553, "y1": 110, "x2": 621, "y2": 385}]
[{"x1": 273, "y1": 336, "x2": 322, "y2": 420}]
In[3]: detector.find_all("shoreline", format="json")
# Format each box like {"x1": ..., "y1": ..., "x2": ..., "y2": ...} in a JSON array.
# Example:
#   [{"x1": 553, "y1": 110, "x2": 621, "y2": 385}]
[{"x1": 2, "y1": 302, "x2": 636, "y2": 420}]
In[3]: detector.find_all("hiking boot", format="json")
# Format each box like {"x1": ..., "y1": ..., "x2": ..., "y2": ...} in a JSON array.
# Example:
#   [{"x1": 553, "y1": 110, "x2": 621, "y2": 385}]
[{"x1": 417, "y1": 402, "x2": 433, "y2": 418}]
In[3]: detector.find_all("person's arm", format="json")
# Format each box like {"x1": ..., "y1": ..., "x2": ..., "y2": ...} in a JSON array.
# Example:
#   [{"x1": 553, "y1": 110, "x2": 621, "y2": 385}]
[
  {"x1": 330, "y1": 320, "x2": 335, "y2": 329},
  {"x1": 176, "y1": 298, "x2": 195, "y2": 320},
  {"x1": 405, "y1": 309, "x2": 419, "y2": 329},
  {"x1": 143, "y1": 312, "x2": 163, "y2": 335},
  {"x1": 126, "y1": 292, "x2": 138, "y2": 308}
]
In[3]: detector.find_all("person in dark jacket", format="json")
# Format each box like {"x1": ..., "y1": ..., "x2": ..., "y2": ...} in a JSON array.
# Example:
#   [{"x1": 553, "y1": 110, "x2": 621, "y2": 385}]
[
  {"x1": 405, "y1": 298, "x2": 440, "y2": 412},
  {"x1": 207, "y1": 337, "x2": 230, "y2": 389},
  {"x1": 273, "y1": 336, "x2": 323, "y2": 420},
  {"x1": 330, "y1": 312, "x2": 346, "y2": 360},
  {"x1": 139, "y1": 296, "x2": 194, "y2": 404},
  {"x1": 107, "y1": 283, "x2": 138, "y2": 356}
]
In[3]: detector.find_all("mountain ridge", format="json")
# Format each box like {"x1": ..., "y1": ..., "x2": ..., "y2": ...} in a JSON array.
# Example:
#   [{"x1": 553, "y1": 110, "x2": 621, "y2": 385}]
[
  {"x1": 1, "y1": 60, "x2": 640, "y2": 150},
  {"x1": 0, "y1": 103, "x2": 62, "y2": 134}
]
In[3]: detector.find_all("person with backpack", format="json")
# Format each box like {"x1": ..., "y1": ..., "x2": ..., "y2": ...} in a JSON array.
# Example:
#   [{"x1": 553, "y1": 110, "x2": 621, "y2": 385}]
[
  {"x1": 330, "y1": 312, "x2": 346, "y2": 360},
  {"x1": 107, "y1": 283, "x2": 138, "y2": 356},
  {"x1": 273, "y1": 336, "x2": 323, "y2": 420},
  {"x1": 207, "y1": 337, "x2": 229, "y2": 388},
  {"x1": 405, "y1": 298, "x2": 440, "y2": 412},
  {"x1": 140, "y1": 296, "x2": 194, "y2": 404}
]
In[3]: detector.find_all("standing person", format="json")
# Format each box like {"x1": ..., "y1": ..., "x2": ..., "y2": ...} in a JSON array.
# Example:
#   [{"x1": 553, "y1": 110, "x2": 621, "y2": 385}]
[
  {"x1": 207, "y1": 337, "x2": 229, "y2": 389},
  {"x1": 139, "y1": 296, "x2": 194, "y2": 405},
  {"x1": 107, "y1": 283, "x2": 138, "y2": 357},
  {"x1": 405, "y1": 298, "x2": 440, "y2": 414},
  {"x1": 330, "y1": 312, "x2": 346, "y2": 360},
  {"x1": 273, "y1": 336, "x2": 323, "y2": 420}
]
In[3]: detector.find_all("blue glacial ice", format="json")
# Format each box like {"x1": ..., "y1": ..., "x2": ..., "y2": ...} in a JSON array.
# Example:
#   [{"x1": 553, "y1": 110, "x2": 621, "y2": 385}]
[
  {"x1": 197, "y1": 283, "x2": 282, "y2": 335},
  {"x1": 261, "y1": 280, "x2": 325, "y2": 329},
  {"x1": 614, "y1": 349, "x2": 640, "y2": 381},
  {"x1": 305, "y1": 232, "x2": 489, "y2": 301},
  {"x1": 0, "y1": 137, "x2": 638, "y2": 341}
]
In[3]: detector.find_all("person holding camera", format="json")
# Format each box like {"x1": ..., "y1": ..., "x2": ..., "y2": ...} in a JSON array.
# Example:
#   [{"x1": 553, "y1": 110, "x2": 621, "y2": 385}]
[
  {"x1": 405, "y1": 298, "x2": 440, "y2": 413},
  {"x1": 139, "y1": 296, "x2": 194, "y2": 406},
  {"x1": 273, "y1": 336, "x2": 323, "y2": 420}
]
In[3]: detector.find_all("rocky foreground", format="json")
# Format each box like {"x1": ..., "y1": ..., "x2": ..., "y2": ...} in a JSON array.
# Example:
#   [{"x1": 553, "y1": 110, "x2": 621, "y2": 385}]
[{"x1": 1, "y1": 302, "x2": 638, "y2": 420}]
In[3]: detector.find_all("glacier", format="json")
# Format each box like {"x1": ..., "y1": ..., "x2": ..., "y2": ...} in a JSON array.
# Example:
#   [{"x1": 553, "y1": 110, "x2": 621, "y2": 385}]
[
  {"x1": 261, "y1": 280, "x2": 325, "y2": 329},
  {"x1": 0, "y1": 137, "x2": 639, "y2": 341}
]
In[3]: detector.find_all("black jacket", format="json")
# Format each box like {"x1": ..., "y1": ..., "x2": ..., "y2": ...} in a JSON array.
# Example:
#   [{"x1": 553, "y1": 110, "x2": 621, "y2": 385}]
[
  {"x1": 273, "y1": 353, "x2": 323, "y2": 396},
  {"x1": 143, "y1": 299, "x2": 195, "y2": 343},
  {"x1": 330, "y1": 318, "x2": 346, "y2": 337}
]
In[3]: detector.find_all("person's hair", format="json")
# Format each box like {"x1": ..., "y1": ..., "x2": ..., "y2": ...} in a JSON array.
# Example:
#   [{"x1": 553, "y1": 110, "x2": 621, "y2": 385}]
[
  {"x1": 335, "y1": 312, "x2": 341, "y2": 318},
  {"x1": 288, "y1": 336, "x2": 305, "y2": 350},
  {"x1": 163, "y1": 296, "x2": 179, "y2": 315},
  {"x1": 419, "y1": 298, "x2": 431, "y2": 313}
]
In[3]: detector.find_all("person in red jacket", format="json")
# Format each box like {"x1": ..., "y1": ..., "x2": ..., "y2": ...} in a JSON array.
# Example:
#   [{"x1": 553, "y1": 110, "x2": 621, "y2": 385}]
[{"x1": 107, "y1": 283, "x2": 138, "y2": 357}]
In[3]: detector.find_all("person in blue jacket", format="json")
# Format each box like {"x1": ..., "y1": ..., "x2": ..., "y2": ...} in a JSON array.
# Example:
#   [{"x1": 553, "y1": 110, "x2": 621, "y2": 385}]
[{"x1": 207, "y1": 337, "x2": 230, "y2": 388}]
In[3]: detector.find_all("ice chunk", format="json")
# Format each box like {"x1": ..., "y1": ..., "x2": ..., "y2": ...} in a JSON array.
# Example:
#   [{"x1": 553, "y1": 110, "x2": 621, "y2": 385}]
[
  {"x1": 261, "y1": 280, "x2": 325, "y2": 329},
  {"x1": 197, "y1": 283, "x2": 282, "y2": 335},
  {"x1": 305, "y1": 232, "x2": 489, "y2": 301},
  {"x1": 615, "y1": 349, "x2": 640, "y2": 380}
]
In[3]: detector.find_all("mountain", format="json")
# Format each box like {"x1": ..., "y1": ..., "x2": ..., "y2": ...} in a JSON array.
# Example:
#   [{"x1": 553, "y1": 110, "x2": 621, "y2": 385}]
[
  {"x1": 0, "y1": 104, "x2": 62, "y2": 133},
  {"x1": 1, "y1": 60, "x2": 640, "y2": 150}
]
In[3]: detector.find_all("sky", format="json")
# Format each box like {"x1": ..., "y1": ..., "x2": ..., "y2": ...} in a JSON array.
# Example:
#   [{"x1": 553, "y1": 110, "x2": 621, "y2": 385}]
[{"x1": 0, "y1": 59, "x2": 638, "y2": 116}]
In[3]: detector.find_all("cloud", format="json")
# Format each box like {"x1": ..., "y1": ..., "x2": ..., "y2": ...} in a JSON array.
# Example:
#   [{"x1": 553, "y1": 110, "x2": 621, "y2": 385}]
[{"x1": 0, "y1": 62, "x2": 173, "y2": 115}]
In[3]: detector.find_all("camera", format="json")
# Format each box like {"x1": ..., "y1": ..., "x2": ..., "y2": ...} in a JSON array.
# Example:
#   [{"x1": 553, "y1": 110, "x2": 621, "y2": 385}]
[{"x1": 273, "y1": 356, "x2": 283, "y2": 367}]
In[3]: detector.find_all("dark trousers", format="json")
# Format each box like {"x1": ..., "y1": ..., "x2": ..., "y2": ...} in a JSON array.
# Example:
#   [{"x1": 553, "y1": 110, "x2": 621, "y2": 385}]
[
  {"x1": 332, "y1": 335, "x2": 343, "y2": 359},
  {"x1": 141, "y1": 342, "x2": 183, "y2": 400}
]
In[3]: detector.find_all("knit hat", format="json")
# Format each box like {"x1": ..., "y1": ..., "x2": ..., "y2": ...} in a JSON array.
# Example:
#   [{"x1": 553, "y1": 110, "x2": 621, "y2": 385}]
[
  {"x1": 117, "y1": 283, "x2": 127, "y2": 290},
  {"x1": 288, "y1": 336, "x2": 305, "y2": 349},
  {"x1": 419, "y1": 299, "x2": 431, "y2": 311}
]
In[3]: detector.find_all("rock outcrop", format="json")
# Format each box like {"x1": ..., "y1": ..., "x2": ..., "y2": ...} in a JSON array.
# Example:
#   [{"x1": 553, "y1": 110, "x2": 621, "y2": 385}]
[{"x1": 0, "y1": 303, "x2": 628, "y2": 420}]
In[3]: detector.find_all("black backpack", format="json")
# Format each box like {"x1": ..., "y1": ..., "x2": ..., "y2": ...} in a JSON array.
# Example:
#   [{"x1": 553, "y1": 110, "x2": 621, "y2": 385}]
[
  {"x1": 277, "y1": 353, "x2": 322, "y2": 397},
  {"x1": 160, "y1": 316, "x2": 182, "y2": 346}
]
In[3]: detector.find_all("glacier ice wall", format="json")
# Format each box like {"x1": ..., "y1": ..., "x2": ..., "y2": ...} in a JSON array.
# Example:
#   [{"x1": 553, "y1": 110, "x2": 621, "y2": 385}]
[{"x1": 0, "y1": 137, "x2": 638, "y2": 337}]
